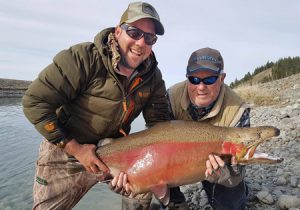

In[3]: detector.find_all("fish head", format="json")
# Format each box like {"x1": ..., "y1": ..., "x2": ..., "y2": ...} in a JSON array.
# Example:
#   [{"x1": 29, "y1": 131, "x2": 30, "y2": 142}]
[{"x1": 221, "y1": 126, "x2": 283, "y2": 164}]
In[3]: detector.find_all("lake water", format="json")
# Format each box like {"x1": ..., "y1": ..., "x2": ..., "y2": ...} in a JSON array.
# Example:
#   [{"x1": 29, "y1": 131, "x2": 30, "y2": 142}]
[{"x1": 0, "y1": 97, "x2": 146, "y2": 210}]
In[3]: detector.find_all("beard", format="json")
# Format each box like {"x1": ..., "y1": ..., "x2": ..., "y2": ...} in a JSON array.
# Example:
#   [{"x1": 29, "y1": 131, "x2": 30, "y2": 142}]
[
  {"x1": 119, "y1": 55, "x2": 135, "y2": 71},
  {"x1": 118, "y1": 44, "x2": 146, "y2": 71}
]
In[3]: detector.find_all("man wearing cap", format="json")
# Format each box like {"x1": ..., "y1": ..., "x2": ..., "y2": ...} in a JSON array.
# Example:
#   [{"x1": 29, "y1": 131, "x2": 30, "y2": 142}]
[
  {"x1": 23, "y1": 2, "x2": 170, "y2": 209},
  {"x1": 167, "y1": 47, "x2": 250, "y2": 210}
]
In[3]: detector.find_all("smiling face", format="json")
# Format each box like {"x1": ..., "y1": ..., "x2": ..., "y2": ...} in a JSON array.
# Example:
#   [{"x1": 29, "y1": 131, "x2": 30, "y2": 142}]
[
  {"x1": 187, "y1": 70, "x2": 225, "y2": 107},
  {"x1": 115, "y1": 18, "x2": 155, "y2": 72}
]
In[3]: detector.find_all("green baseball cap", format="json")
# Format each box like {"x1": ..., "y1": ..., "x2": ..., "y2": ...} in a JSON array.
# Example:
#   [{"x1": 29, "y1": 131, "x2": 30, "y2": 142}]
[{"x1": 119, "y1": 2, "x2": 164, "y2": 35}]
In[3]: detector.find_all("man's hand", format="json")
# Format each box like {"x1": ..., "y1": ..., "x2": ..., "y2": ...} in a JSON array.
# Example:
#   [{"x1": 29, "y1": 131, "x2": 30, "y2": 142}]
[
  {"x1": 109, "y1": 172, "x2": 132, "y2": 196},
  {"x1": 205, "y1": 154, "x2": 243, "y2": 187},
  {"x1": 205, "y1": 154, "x2": 226, "y2": 177},
  {"x1": 63, "y1": 139, "x2": 109, "y2": 174}
]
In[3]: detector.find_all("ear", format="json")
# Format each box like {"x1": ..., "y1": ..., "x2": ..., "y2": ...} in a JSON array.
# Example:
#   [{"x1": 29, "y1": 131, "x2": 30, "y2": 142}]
[
  {"x1": 221, "y1": 73, "x2": 226, "y2": 82},
  {"x1": 115, "y1": 25, "x2": 122, "y2": 39}
]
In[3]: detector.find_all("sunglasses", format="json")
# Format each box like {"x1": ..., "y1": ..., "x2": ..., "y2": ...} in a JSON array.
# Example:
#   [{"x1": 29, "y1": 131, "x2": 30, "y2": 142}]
[
  {"x1": 120, "y1": 24, "x2": 157, "y2": 45},
  {"x1": 187, "y1": 75, "x2": 219, "y2": 85}
]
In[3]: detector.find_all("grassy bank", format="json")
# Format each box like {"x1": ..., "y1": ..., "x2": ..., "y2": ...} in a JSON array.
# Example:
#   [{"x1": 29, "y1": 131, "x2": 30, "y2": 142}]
[
  {"x1": 233, "y1": 73, "x2": 300, "y2": 107},
  {"x1": 0, "y1": 78, "x2": 31, "y2": 89}
]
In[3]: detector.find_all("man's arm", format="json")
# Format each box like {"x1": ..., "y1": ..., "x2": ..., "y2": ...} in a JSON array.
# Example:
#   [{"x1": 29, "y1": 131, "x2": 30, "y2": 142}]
[
  {"x1": 142, "y1": 68, "x2": 171, "y2": 126},
  {"x1": 23, "y1": 47, "x2": 90, "y2": 144},
  {"x1": 23, "y1": 45, "x2": 109, "y2": 173},
  {"x1": 205, "y1": 108, "x2": 251, "y2": 187}
]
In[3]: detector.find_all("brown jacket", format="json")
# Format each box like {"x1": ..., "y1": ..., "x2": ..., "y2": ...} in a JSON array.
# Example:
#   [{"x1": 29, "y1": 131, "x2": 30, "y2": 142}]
[
  {"x1": 168, "y1": 81, "x2": 248, "y2": 127},
  {"x1": 23, "y1": 28, "x2": 170, "y2": 144}
]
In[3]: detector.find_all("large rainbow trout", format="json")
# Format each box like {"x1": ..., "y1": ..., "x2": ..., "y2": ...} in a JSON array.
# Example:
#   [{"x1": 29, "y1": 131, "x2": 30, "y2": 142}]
[{"x1": 95, "y1": 120, "x2": 282, "y2": 196}]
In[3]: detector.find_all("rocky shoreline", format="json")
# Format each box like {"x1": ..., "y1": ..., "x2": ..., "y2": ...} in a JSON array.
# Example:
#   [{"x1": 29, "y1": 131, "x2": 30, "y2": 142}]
[
  {"x1": 181, "y1": 74, "x2": 300, "y2": 209},
  {"x1": 0, "y1": 88, "x2": 27, "y2": 97}
]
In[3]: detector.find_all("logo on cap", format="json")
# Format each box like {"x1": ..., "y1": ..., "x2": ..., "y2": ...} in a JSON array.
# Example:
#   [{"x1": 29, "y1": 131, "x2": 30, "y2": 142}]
[
  {"x1": 192, "y1": 55, "x2": 218, "y2": 63},
  {"x1": 142, "y1": 3, "x2": 158, "y2": 18}
]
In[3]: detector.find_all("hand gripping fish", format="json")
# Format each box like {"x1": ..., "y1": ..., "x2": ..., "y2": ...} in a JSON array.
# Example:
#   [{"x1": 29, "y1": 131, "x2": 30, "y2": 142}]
[{"x1": 95, "y1": 120, "x2": 282, "y2": 198}]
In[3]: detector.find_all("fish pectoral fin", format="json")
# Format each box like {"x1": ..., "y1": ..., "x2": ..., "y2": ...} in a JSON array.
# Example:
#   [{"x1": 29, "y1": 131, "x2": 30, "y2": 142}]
[{"x1": 150, "y1": 184, "x2": 170, "y2": 205}]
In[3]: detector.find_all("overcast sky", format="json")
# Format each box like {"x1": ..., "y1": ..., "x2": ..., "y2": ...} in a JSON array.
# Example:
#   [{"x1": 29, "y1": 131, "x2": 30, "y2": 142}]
[{"x1": 1, "y1": 0, "x2": 299, "y2": 87}]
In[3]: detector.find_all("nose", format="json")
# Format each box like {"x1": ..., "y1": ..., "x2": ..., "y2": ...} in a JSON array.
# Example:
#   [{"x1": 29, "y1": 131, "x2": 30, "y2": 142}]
[{"x1": 196, "y1": 82, "x2": 207, "y2": 90}]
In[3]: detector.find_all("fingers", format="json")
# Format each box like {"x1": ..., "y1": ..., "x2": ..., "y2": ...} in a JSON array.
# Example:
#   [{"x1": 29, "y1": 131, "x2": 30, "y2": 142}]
[
  {"x1": 117, "y1": 172, "x2": 125, "y2": 189},
  {"x1": 89, "y1": 144, "x2": 109, "y2": 173},
  {"x1": 110, "y1": 172, "x2": 130, "y2": 195},
  {"x1": 205, "y1": 154, "x2": 225, "y2": 177},
  {"x1": 204, "y1": 154, "x2": 241, "y2": 185},
  {"x1": 122, "y1": 173, "x2": 131, "y2": 195},
  {"x1": 90, "y1": 165, "x2": 100, "y2": 174},
  {"x1": 125, "y1": 183, "x2": 131, "y2": 195},
  {"x1": 110, "y1": 175, "x2": 121, "y2": 194},
  {"x1": 212, "y1": 155, "x2": 225, "y2": 168},
  {"x1": 85, "y1": 166, "x2": 93, "y2": 173},
  {"x1": 88, "y1": 145, "x2": 110, "y2": 174},
  {"x1": 94, "y1": 158, "x2": 110, "y2": 173},
  {"x1": 84, "y1": 159, "x2": 109, "y2": 174},
  {"x1": 111, "y1": 174, "x2": 118, "y2": 188},
  {"x1": 111, "y1": 172, "x2": 125, "y2": 191}
]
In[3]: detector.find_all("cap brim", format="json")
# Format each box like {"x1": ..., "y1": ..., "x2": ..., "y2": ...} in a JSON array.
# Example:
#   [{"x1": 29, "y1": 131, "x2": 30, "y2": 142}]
[
  {"x1": 124, "y1": 16, "x2": 164, "y2": 35},
  {"x1": 187, "y1": 66, "x2": 222, "y2": 75}
]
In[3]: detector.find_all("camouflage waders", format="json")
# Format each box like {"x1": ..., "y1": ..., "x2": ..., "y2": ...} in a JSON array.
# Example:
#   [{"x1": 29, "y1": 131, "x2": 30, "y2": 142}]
[
  {"x1": 33, "y1": 140, "x2": 104, "y2": 210},
  {"x1": 122, "y1": 192, "x2": 153, "y2": 210}
]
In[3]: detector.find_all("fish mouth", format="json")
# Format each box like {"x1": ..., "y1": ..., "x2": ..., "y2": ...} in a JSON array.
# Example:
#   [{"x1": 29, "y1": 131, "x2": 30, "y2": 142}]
[
  {"x1": 237, "y1": 128, "x2": 283, "y2": 165},
  {"x1": 222, "y1": 126, "x2": 282, "y2": 165},
  {"x1": 238, "y1": 147, "x2": 283, "y2": 165}
]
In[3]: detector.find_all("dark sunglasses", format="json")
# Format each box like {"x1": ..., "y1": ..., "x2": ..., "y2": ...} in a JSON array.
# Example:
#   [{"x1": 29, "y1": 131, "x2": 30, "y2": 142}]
[
  {"x1": 120, "y1": 24, "x2": 157, "y2": 45},
  {"x1": 187, "y1": 75, "x2": 219, "y2": 85}
]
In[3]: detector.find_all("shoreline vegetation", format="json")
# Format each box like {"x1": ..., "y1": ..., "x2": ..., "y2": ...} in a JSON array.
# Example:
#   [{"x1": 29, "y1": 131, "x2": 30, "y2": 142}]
[
  {"x1": 0, "y1": 78, "x2": 31, "y2": 97},
  {"x1": 230, "y1": 56, "x2": 300, "y2": 88}
]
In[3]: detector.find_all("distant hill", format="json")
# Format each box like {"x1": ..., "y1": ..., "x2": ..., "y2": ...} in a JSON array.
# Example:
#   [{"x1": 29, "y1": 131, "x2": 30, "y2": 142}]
[
  {"x1": 0, "y1": 78, "x2": 31, "y2": 90},
  {"x1": 0, "y1": 78, "x2": 31, "y2": 97},
  {"x1": 235, "y1": 68, "x2": 273, "y2": 87},
  {"x1": 250, "y1": 68, "x2": 272, "y2": 85},
  {"x1": 233, "y1": 72, "x2": 300, "y2": 107},
  {"x1": 230, "y1": 56, "x2": 300, "y2": 88}
]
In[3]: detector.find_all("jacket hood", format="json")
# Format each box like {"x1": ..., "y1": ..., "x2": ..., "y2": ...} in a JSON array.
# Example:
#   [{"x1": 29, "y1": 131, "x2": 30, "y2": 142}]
[{"x1": 94, "y1": 27, "x2": 115, "y2": 59}]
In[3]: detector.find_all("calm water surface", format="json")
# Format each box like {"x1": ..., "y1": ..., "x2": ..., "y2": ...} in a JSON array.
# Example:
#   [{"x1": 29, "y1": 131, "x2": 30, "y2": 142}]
[{"x1": 0, "y1": 97, "x2": 145, "y2": 210}]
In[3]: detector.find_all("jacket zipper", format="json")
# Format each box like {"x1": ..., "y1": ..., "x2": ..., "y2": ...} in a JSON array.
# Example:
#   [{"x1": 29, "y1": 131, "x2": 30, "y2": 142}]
[
  {"x1": 108, "y1": 57, "x2": 156, "y2": 137},
  {"x1": 118, "y1": 74, "x2": 154, "y2": 136}
]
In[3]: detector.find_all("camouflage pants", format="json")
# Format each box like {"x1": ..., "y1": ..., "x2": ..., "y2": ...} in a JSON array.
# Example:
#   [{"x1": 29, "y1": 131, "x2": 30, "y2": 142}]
[
  {"x1": 122, "y1": 192, "x2": 152, "y2": 210},
  {"x1": 33, "y1": 140, "x2": 153, "y2": 210},
  {"x1": 33, "y1": 140, "x2": 103, "y2": 210}
]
